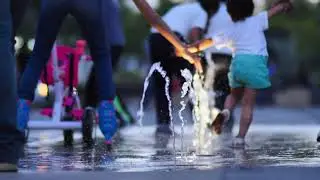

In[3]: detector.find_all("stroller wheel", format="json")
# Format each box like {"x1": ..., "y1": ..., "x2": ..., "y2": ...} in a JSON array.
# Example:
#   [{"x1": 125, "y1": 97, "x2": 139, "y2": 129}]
[
  {"x1": 82, "y1": 107, "x2": 95, "y2": 146},
  {"x1": 63, "y1": 116, "x2": 74, "y2": 146}
]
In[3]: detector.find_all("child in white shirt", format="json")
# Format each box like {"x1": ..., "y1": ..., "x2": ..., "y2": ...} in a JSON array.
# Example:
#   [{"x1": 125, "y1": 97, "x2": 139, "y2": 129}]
[{"x1": 188, "y1": 0, "x2": 293, "y2": 146}]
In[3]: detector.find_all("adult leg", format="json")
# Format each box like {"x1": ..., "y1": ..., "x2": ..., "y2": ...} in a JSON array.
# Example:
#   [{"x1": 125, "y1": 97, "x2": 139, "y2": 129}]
[
  {"x1": 148, "y1": 33, "x2": 174, "y2": 126},
  {"x1": 83, "y1": 45, "x2": 122, "y2": 108},
  {"x1": 11, "y1": 0, "x2": 30, "y2": 36},
  {"x1": 83, "y1": 46, "x2": 135, "y2": 127},
  {"x1": 83, "y1": 66, "x2": 98, "y2": 108},
  {"x1": 72, "y1": 0, "x2": 116, "y2": 142},
  {"x1": 111, "y1": 45, "x2": 136, "y2": 125},
  {"x1": 11, "y1": 0, "x2": 31, "y2": 78},
  {"x1": 11, "y1": 0, "x2": 30, "y2": 45},
  {"x1": 18, "y1": 0, "x2": 68, "y2": 101},
  {"x1": 72, "y1": 0, "x2": 114, "y2": 102},
  {"x1": 17, "y1": 0, "x2": 68, "y2": 131},
  {"x1": 111, "y1": 45, "x2": 123, "y2": 69},
  {"x1": 0, "y1": 0, "x2": 24, "y2": 171}
]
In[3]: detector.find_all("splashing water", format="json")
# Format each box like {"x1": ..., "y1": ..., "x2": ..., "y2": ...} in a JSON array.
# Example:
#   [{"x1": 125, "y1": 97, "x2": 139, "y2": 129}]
[
  {"x1": 137, "y1": 62, "x2": 176, "y2": 155},
  {"x1": 203, "y1": 55, "x2": 218, "y2": 109},
  {"x1": 192, "y1": 73, "x2": 208, "y2": 151},
  {"x1": 138, "y1": 61, "x2": 219, "y2": 156},
  {"x1": 213, "y1": 34, "x2": 235, "y2": 53},
  {"x1": 191, "y1": 71, "x2": 219, "y2": 154},
  {"x1": 178, "y1": 69, "x2": 193, "y2": 154},
  {"x1": 163, "y1": 75, "x2": 176, "y2": 159},
  {"x1": 190, "y1": 35, "x2": 233, "y2": 149},
  {"x1": 137, "y1": 62, "x2": 164, "y2": 127}
]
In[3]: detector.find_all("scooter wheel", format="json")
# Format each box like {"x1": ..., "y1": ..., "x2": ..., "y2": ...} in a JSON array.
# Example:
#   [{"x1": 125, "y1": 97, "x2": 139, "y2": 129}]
[
  {"x1": 82, "y1": 107, "x2": 95, "y2": 146},
  {"x1": 63, "y1": 116, "x2": 74, "y2": 146}
]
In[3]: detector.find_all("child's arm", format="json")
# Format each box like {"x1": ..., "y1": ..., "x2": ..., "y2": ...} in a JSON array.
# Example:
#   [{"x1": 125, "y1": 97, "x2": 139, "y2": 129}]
[
  {"x1": 187, "y1": 38, "x2": 214, "y2": 53},
  {"x1": 268, "y1": 0, "x2": 293, "y2": 18},
  {"x1": 186, "y1": 32, "x2": 232, "y2": 53},
  {"x1": 132, "y1": 0, "x2": 202, "y2": 72}
]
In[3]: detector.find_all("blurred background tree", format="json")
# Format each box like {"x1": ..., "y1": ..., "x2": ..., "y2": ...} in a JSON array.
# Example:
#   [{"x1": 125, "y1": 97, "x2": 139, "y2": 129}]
[{"x1": 15, "y1": 0, "x2": 320, "y2": 87}]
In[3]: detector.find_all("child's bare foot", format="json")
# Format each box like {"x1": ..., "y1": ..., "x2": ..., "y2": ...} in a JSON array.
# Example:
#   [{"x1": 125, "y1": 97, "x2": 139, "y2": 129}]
[
  {"x1": 232, "y1": 137, "x2": 245, "y2": 148},
  {"x1": 207, "y1": 109, "x2": 230, "y2": 135}
]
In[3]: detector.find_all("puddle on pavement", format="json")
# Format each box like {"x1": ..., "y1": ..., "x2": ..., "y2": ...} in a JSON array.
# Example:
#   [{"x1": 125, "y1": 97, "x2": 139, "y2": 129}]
[{"x1": 18, "y1": 125, "x2": 320, "y2": 172}]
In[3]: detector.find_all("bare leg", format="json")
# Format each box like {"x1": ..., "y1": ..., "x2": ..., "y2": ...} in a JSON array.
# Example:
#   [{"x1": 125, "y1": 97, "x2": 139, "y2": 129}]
[
  {"x1": 224, "y1": 88, "x2": 244, "y2": 111},
  {"x1": 237, "y1": 88, "x2": 257, "y2": 138},
  {"x1": 211, "y1": 88, "x2": 243, "y2": 134}
]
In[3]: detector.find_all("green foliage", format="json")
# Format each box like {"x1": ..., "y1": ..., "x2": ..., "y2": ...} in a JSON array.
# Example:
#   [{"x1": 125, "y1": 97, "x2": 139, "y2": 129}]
[
  {"x1": 119, "y1": 0, "x2": 174, "y2": 57},
  {"x1": 15, "y1": 0, "x2": 320, "y2": 84}
]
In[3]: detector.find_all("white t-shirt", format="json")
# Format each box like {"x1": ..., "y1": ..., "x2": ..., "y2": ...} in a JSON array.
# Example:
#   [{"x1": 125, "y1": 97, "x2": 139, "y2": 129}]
[
  {"x1": 212, "y1": 11, "x2": 269, "y2": 56},
  {"x1": 151, "y1": 2, "x2": 207, "y2": 39},
  {"x1": 205, "y1": 3, "x2": 234, "y2": 55}
]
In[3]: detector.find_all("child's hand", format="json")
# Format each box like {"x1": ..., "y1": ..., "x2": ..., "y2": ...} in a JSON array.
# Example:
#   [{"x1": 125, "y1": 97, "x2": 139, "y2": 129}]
[
  {"x1": 283, "y1": 1, "x2": 293, "y2": 12},
  {"x1": 186, "y1": 44, "x2": 200, "y2": 54},
  {"x1": 174, "y1": 43, "x2": 200, "y2": 55},
  {"x1": 176, "y1": 48, "x2": 203, "y2": 73},
  {"x1": 186, "y1": 39, "x2": 215, "y2": 54},
  {"x1": 268, "y1": 0, "x2": 293, "y2": 17},
  {"x1": 272, "y1": 0, "x2": 293, "y2": 13}
]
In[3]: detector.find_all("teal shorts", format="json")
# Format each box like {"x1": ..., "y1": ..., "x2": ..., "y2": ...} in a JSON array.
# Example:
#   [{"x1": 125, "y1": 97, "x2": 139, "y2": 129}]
[{"x1": 228, "y1": 54, "x2": 271, "y2": 89}]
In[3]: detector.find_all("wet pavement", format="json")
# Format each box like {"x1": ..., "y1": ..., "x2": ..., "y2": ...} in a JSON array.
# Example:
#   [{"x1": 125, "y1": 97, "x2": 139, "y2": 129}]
[{"x1": 2, "y1": 97, "x2": 320, "y2": 179}]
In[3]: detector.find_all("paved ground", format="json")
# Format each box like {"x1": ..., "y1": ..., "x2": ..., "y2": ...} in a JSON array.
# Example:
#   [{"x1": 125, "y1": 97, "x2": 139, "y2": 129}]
[
  {"x1": 1, "y1": 97, "x2": 320, "y2": 179},
  {"x1": 2, "y1": 167, "x2": 320, "y2": 180}
]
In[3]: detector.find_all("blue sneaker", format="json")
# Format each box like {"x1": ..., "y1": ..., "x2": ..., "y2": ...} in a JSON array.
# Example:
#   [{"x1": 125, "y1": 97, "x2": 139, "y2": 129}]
[
  {"x1": 98, "y1": 100, "x2": 118, "y2": 144},
  {"x1": 17, "y1": 99, "x2": 31, "y2": 132}
]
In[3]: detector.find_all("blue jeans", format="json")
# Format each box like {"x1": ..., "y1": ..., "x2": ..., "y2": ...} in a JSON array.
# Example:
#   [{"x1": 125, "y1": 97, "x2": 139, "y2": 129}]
[
  {"x1": 0, "y1": 0, "x2": 24, "y2": 164},
  {"x1": 11, "y1": 0, "x2": 30, "y2": 51},
  {"x1": 18, "y1": 0, "x2": 115, "y2": 101}
]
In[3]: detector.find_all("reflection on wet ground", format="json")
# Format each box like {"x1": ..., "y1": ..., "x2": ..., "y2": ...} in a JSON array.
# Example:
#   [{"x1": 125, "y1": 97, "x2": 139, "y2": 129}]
[{"x1": 19, "y1": 124, "x2": 320, "y2": 172}]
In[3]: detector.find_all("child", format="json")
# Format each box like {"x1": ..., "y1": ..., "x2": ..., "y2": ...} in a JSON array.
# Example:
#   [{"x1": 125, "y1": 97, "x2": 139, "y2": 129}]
[
  {"x1": 146, "y1": 0, "x2": 219, "y2": 132},
  {"x1": 188, "y1": 0, "x2": 293, "y2": 146}
]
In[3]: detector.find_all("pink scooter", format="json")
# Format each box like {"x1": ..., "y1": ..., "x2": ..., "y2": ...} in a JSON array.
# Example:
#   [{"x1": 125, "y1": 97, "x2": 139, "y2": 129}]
[{"x1": 28, "y1": 40, "x2": 96, "y2": 145}]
